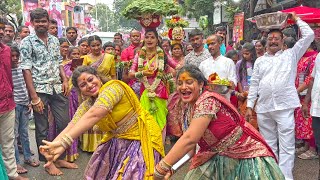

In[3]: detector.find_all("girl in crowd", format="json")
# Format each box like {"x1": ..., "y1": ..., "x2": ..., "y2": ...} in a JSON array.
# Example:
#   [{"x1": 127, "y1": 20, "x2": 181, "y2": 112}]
[
  {"x1": 294, "y1": 42, "x2": 318, "y2": 159},
  {"x1": 40, "y1": 66, "x2": 164, "y2": 179},
  {"x1": 80, "y1": 35, "x2": 116, "y2": 152},
  {"x1": 78, "y1": 38, "x2": 89, "y2": 57},
  {"x1": 128, "y1": 29, "x2": 179, "y2": 138},
  {"x1": 154, "y1": 65, "x2": 284, "y2": 180},
  {"x1": 255, "y1": 39, "x2": 266, "y2": 58},
  {"x1": 61, "y1": 47, "x2": 83, "y2": 162},
  {"x1": 236, "y1": 42, "x2": 258, "y2": 129},
  {"x1": 185, "y1": 43, "x2": 193, "y2": 55}
]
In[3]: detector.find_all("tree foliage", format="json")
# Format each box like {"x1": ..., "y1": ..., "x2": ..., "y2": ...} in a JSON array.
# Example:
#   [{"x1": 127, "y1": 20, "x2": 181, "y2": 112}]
[
  {"x1": 91, "y1": 3, "x2": 119, "y2": 32},
  {"x1": 0, "y1": 0, "x2": 22, "y2": 28},
  {"x1": 113, "y1": 0, "x2": 141, "y2": 30}
]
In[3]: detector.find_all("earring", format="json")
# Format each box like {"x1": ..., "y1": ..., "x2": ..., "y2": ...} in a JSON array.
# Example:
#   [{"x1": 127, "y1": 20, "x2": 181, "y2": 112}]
[{"x1": 200, "y1": 89, "x2": 203, "y2": 94}]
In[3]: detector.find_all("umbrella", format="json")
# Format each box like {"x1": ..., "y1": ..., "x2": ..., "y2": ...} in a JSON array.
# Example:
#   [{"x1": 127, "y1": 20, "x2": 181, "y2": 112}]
[{"x1": 280, "y1": 5, "x2": 320, "y2": 23}]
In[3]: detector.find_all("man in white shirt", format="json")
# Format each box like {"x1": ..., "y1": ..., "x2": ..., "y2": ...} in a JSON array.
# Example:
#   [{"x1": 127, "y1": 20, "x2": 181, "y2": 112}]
[
  {"x1": 246, "y1": 13, "x2": 314, "y2": 180},
  {"x1": 199, "y1": 34, "x2": 237, "y2": 100},
  {"x1": 302, "y1": 52, "x2": 320, "y2": 179}
]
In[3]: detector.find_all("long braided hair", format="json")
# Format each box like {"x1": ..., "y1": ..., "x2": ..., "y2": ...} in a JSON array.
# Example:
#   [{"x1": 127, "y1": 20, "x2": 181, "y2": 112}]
[{"x1": 239, "y1": 42, "x2": 257, "y2": 83}]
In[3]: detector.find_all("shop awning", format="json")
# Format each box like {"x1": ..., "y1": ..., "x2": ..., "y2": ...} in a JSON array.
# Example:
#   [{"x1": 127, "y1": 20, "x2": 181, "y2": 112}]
[{"x1": 280, "y1": 5, "x2": 320, "y2": 23}]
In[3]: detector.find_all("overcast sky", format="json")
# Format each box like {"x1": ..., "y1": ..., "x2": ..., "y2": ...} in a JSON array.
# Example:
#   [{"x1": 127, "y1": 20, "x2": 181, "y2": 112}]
[{"x1": 79, "y1": 0, "x2": 114, "y2": 9}]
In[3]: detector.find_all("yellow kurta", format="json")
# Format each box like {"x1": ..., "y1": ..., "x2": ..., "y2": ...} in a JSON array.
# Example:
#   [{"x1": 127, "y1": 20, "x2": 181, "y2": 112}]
[{"x1": 71, "y1": 80, "x2": 164, "y2": 179}]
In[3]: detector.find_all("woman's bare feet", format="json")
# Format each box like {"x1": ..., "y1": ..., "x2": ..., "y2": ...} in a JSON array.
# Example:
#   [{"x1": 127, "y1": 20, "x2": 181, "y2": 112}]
[
  {"x1": 17, "y1": 164, "x2": 28, "y2": 174},
  {"x1": 45, "y1": 163, "x2": 63, "y2": 176},
  {"x1": 55, "y1": 160, "x2": 78, "y2": 169}
]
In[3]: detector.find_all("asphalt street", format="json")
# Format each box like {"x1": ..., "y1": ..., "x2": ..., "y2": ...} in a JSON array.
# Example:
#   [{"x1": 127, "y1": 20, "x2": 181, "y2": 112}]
[{"x1": 18, "y1": 129, "x2": 318, "y2": 180}]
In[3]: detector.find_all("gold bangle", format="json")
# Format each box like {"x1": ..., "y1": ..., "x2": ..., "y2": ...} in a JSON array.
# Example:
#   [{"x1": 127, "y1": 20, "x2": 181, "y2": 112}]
[
  {"x1": 31, "y1": 98, "x2": 41, "y2": 106},
  {"x1": 62, "y1": 136, "x2": 72, "y2": 146},
  {"x1": 162, "y1": 160, "x2": 172, "y2": 168},
  {"x1": 64, "y1": 134, "x2": 74, "y2": 144},
  {"x1": 60, "y1": 140, "x2": 68, "y2": 149}
]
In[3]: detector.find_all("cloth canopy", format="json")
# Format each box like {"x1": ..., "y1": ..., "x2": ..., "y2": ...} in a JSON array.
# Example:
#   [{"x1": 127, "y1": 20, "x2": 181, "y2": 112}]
[{"x1": 280, "y1": 5, "x2": 320, "y2": 23}]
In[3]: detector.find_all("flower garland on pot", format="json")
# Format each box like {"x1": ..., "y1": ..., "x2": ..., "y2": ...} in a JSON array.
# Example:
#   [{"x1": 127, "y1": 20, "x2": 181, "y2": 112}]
[{"x1": 137, "y1": 46, "x2": 164, "y2": 114}]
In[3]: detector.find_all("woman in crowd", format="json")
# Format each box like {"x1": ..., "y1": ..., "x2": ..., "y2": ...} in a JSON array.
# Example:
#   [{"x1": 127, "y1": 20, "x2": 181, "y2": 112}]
[
  {"x1": 153, "y1": 65, "x2": 284, "y2": 180},
  {"x1": 40, "y1": 66, "x2": 164, "y2": 179},
  {"x1": 166, "y1": 43, "x2": 185, "y2": 140},
  {"x1": 83, "y1": 35, "x2": 116, "y2": 82},
  {"x1": 80, "y1": 35, "x2": 116, "y2": 152},
  {"x1": 236, "y1": 42, "x2": 258, "y2": 129},
  {"x1": 78, "y1": 38, "x2": 90, "y2": 57},
  {"x1": 61, "y1": 47, "x2": 83, "y2": 162},
  {"x1": 255, "y1": 39, "x2": 266, "y2": 58},
  {"x1": 128, "y1": 29, "x2": 179, "y2": 136},
  {"x1": 294, "y1": 42, "x2": 318, "y2": 159}
]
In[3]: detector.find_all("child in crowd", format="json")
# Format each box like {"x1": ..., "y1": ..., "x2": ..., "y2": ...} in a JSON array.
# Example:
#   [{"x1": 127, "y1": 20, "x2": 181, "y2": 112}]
[
  {"x1": 236, "y1": 42, "x2": 258, "y2": 129},
  {"x1": 10, "y1": 46, "x2": 40, "y2": 174},
  {"x1": 103, "y1": 41, "x2": 116, "y2": 55}
]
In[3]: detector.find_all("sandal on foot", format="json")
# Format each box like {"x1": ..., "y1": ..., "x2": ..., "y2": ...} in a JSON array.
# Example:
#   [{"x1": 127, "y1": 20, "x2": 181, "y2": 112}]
[
  {"x1": 24, "y1": 159, "x2": 40, "y2": 167},
  {"x1": 17, "y1": 165, "x2": 28, "y2": 174},
  {"x1": 298, "y1": 150, "x2": 318, "y2": 160}
]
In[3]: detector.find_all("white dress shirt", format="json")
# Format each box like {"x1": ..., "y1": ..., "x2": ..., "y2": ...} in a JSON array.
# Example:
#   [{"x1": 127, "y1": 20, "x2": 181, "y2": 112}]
[
  {"x1": 311, "y1": 53, "x2": 320, "y2": 117},
  {"x1": 199, "y1": 55, "x2": 237, "y2": 84},
  {"x1": 247, "y1": 19, "x2": 315, "y2": 113}
]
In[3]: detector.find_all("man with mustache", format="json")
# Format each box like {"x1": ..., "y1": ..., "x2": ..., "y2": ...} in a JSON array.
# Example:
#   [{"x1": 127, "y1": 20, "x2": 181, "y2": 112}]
[
  {"x1": 184, "y1": 28, "x2": 211, "y2": 67},
  {"x1": 121, "y1": 29, "x2": 141, "y2": 62},
  {"x1": 245, "y1": 13, "x2": 314, "y2": 180},
  {"x1": 19, "y1": 8, "x2": 77, "y2": 176}
]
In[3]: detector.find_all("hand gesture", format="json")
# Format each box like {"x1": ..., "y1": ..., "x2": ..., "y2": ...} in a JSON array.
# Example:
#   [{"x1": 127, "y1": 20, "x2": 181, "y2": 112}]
[
  {"x1": 31, "y1": 97, "x2": 45, "y2": 114},
  {"x1": 245, "y1": 108, "x2": 253, "y2": 122},
  {"x1": 62, "y1": 80, "x2": 70, "y2": 96},
  {"x1": 287, "y1": 12, "x2": 298, "y2": 22},
  {"x1": 143, "y1": 70, "x2": 154, "y2": 77},
  {"x1": 39, "y1": 140, "x2": 66, "y2": 168}
]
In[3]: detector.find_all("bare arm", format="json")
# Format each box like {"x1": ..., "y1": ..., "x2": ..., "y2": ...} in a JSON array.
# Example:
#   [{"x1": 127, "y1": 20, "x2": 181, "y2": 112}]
[
  {"x1": 23, "y1": 69, "x2": 38, "y2": 101},
  {"x1": 162, "y1": 116, "x2": 211, "y2": 166}
]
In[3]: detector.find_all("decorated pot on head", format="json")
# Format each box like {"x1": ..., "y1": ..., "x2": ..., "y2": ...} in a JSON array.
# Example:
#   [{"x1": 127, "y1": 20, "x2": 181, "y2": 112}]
[
  {"x1": 207, "y1": 73, "x2": 230, "y2": 95},
  {"x1": 166, "y1": 16, "x2": 189, "y2": 45},
  {"x1": 140, "y1": 14, "x2": 162, "y2": 28},
  {"x1": 253, "y1": 12, "x2": 289, "y2": 31}
]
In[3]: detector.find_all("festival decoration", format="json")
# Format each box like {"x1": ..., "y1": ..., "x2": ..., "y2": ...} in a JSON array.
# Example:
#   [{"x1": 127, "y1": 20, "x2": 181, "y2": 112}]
[
  {"x1": 207, "y1": 73, "x2": 230, "y2": 94},
  {"x1": 122, "y1": 0, "x2": 179, "y2": 28},
  {"x1": 166, "y1": 16, "x2": 189, "y2": 45}
]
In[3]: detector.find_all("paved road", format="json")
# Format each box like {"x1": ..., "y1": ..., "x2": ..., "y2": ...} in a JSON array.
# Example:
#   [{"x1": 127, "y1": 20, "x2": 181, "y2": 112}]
[{"x1": 19, "y1": 129, "x2": 318, "y2": 180}]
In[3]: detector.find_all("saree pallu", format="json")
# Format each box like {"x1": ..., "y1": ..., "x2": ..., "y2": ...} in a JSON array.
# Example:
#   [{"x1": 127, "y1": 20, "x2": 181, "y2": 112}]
[
  {"x1": 238, "y1": 99, "x2": 258, "y2": 130},
  {"x1": 80, "y1": 55, "x2": 116, "y2": 152},
  {"x1": 0, "y1": 147, "x2": 8, "y2": 180},
  {"x1": 62, "y1": 61, "x2": 79, "y2": 161},
  {"x1": 71, "y1": 80, "x2": 164, "y2": 179},
  {"x1": 166, "y1": 92, "x2": 183, "y2": 137},
  {"x1": 187, "y1": 91, "x2": 284, "y2": 180}
]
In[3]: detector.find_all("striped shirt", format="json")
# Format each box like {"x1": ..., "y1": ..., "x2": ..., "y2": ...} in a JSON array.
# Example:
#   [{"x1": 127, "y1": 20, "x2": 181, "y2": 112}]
[{"x1": 12, "y1": 68, "x2": 29, "y2": 105}]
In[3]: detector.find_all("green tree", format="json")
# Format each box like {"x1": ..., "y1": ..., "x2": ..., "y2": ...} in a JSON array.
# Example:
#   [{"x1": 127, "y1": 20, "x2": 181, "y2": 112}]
[
  {"x1": 91, "y1": 3, "x2": 119, "y2": 32},
  {"x1": 113, "y1": 0, "x2": 141, "y2": 30},
  {"x1": 0, "y1": 0, "x2": 22, "y2": 28}
]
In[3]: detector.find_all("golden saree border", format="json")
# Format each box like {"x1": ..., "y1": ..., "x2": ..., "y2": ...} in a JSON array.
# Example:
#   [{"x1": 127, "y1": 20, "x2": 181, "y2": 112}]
[{"x1": 95, "y1": 80, "x2": 164, "y2": 180}]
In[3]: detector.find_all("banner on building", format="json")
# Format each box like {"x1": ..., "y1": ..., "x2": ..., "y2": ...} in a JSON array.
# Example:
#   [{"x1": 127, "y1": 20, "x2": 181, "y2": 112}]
[
  {"x1": 49, "y1": 0, "x2": 63, "y2": 37},
  {"x1": 232, "y1": 12, "x2": 244, "y2": 43}
]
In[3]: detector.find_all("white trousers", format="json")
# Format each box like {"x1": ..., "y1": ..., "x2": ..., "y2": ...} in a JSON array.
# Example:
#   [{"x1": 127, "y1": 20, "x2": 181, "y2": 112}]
[
  {"x1": 257, "y1": 109, "x2": 295, "y2": 180},
  {"x1": 0, "y1": 110, "x2": 18, "y2": 179}
]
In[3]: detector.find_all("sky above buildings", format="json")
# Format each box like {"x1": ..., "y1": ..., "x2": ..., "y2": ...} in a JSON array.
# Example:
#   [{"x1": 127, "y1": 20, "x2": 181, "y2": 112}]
[{"x1": 79, "y1": 0, "x2": 113, "y2": 9}]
